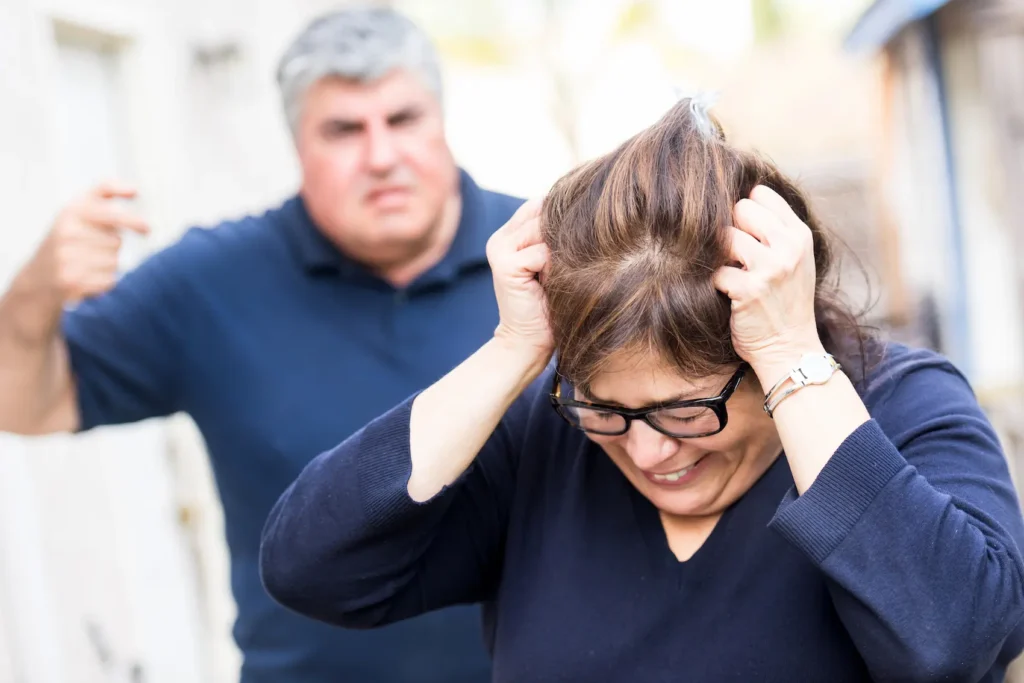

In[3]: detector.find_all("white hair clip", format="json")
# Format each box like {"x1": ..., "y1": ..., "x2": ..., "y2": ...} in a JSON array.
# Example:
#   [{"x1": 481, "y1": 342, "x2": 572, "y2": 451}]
[{"x1": 672, "y1": 87, "x2": 722, "y2": 140}]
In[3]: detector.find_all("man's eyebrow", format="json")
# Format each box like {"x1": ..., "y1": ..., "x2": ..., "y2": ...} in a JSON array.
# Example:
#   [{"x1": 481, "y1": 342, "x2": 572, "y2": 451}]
[
  {"x1": 320, "y1": 118, "x2": 364, "y2": 131},
  {"x1": 318, "y1": 107, "x2": 422, "y2": 132}
]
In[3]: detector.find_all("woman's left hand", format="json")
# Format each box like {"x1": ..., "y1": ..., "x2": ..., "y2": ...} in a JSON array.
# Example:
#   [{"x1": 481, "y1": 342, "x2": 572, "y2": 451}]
[{"x1": 713, "y1": 185, "x2": 825, "y2": 388}]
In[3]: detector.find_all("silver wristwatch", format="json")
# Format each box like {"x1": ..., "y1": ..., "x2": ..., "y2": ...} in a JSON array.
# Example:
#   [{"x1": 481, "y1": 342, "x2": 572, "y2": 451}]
[{"x1": 762, "y1": 352, "x2": 842, "y2": 418}]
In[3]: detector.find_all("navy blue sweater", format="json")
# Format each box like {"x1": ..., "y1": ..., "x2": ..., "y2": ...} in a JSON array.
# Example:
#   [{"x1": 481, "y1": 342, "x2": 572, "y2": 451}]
[{"x1": 260, "y1": 344, "x2": 1024, "y2": 681}]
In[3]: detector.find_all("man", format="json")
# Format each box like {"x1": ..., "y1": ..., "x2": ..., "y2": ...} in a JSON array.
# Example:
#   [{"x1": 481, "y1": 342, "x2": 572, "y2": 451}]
[{"x1": 0, "y1": 7, "x2": 521, "y2": 683}]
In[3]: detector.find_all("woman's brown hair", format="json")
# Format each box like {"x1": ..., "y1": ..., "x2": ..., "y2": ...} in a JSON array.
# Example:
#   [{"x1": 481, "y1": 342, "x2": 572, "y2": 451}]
[{"x1": 541, "y1": 98, "x2": 871, "y2": 389}]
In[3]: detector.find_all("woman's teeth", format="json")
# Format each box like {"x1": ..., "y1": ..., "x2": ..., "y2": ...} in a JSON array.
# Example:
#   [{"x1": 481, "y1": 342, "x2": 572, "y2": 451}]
[{"x1": 651, "y1": 461, "x2": 699, "y2": 482}]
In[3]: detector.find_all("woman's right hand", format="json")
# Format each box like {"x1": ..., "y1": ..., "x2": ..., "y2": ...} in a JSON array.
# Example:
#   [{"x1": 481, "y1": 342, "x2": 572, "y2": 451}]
[
  {"x1": 486, "y1": 198, "x2": 554, "y2": 362},
  {"x1": 407, "y1": 199, "x2": 553, "y2": 501}
]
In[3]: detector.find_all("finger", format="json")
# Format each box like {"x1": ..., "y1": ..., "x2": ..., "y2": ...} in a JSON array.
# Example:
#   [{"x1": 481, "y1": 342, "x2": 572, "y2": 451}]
[
  {"x1": 487, "y1": 202, "x2": 544, "y2": 267},
  {"x1": 75, "y1": 272, "x2": 119, "y2": 298},
  {"x1": 504, "y1": 198, "x2": 544, "y2": 234},
  {"x1": 712, "y1": 265, "x2": 751, "y2": 300},
  {"x1": 60, "y1": 265, "x2": 118, "y2": 300},
  {"x1": 726, "y1": 226, "x2": 769, "y2": 270},
  {"x1": 511, "y1": 242, "x2": 549, "y2": 278},
  {"x1": 749, "y1": 185, "x2": 804, "y2": 230},
  {"x1": 538, "y1": 261, "x2": 551, "y2": 286},
  {"x1": 91, "y1": 182, "x2": 137, "y2": 200},
  {"x1": 55, "y1": 254, "x2": 121, "y2": 290},
  {"x1": 58, "y1": 223, "x2": 123, "y2": 249},
  {"x1": 78, "y1": 205, "x2": 151, "y2": 235},
  {"x1": 510, "y1": 215, "x2": 544, "y2": 251},
  {"x1": 749, "y1": 185, "x2": 814, "y2": 253},
  {"x1": 75, "y1": 230, "x2": 123, "y2": 250},
  {"x1": 90, "y1": 182, "x2": 137, "y2": 200},
  {"x1": 734, "y1": 197, "x2": 787, "y2": 247},
  {"x1": 81, "y1": 249, "x2": 122, "y2": 272}
]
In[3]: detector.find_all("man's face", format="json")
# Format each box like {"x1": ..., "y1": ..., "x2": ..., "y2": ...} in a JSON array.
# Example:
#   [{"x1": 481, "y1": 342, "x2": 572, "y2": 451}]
[{"x1": 295, "y1": 70, "x2": 458, "y2": 270}]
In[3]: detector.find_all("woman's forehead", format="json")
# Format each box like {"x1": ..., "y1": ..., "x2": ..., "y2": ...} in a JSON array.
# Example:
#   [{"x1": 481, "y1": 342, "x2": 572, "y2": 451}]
[{"x1": 582, "y1": 351, "x2": 733, "y2": 404}]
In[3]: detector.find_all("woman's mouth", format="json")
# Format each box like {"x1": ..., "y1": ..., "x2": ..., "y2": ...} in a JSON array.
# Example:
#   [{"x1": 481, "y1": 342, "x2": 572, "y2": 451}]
[{"x1": 643, "y1": 455, "x2": 708, "y2": 487}]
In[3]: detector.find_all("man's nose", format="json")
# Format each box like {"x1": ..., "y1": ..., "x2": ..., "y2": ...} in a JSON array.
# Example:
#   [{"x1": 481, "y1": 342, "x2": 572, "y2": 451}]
[{"x1": 365, "y1": 124, "x2": 399, "y2": 173}]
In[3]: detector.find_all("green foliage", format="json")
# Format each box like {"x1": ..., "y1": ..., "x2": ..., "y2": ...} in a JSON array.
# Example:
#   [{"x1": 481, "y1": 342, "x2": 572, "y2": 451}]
[
  {"x1": 751, "y1": 0, "x2": 785, "y2": 43},
  {"x1": 612, "y1": 0, "x2": 659, "y2": 40}
]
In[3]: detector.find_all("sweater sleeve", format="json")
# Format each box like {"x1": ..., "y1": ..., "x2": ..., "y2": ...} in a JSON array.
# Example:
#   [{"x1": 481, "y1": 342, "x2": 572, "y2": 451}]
[
  {"x1": 258, "y1": 375, "x2": 543, "y2": 629},
  {"x1": 769, "y1": 357, "x2": 1024, "y2": 681}
]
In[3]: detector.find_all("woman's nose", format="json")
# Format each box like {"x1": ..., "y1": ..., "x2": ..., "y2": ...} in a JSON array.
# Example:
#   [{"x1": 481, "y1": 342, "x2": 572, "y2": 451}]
[{"x1": 624, "y1": 420, "x2": 680, "y2": 470}]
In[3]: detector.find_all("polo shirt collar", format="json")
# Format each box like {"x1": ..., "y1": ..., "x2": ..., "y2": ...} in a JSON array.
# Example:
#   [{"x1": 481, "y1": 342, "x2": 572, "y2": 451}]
[
  {"x1": 425, "y1": 169, "x2": 490, "y2": 285},
  {"x1": 284, "y1": 169, "x2": 491, "y2": 287},
  {"x1": 285, "y1": 194, "x2": 347, "y2": 274}
]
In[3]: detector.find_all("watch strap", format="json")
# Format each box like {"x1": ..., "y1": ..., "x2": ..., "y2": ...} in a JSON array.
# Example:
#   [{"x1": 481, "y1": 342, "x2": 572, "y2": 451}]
[{"x1": 762, "y1": 352, "x2": 841, "y2": 417}]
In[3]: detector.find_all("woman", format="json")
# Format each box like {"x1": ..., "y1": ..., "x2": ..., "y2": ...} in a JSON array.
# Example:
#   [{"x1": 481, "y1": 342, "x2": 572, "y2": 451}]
[{"x1": 259, "y1": 99, "x2": 1024, "y2": 681}]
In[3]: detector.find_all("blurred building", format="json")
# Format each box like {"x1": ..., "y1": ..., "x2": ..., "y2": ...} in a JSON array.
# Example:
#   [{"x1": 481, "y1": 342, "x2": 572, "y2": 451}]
[
  {"x1": 846, "y1": 0, "x2": 1024, "y2": 483},
  {"x1": 0, "y1": 1, "x2": 326, "y2": 680}
]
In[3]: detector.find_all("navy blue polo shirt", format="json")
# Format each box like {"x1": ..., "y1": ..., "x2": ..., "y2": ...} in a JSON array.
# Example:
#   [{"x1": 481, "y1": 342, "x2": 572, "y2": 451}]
[{"x1": 62, "y1": 170, "x2": 523, "y2": 683}]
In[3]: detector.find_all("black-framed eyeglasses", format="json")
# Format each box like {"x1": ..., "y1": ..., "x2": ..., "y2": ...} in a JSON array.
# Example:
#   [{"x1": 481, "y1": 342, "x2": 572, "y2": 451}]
[{"x1": 549, "y1": 365, "x2": 746, "y2": 438}]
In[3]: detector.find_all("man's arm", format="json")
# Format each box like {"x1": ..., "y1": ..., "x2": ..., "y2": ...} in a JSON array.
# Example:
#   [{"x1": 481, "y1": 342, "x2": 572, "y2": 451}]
[
  {"x1": 0, "y1": 267, "x2": 78, "y2": 434},
  {"x1": 0, "y1": 183, "x2": 149, "y2": 435}
]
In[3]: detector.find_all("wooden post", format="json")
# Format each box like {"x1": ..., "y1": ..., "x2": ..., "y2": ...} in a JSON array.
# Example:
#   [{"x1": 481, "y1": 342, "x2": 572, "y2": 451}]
[
  {"x1": 973, "y1": 1, "x2": 1024, "y2": 365},
  {"x1": 873, "y1": 45, "x2": 911, "y2": 328}
]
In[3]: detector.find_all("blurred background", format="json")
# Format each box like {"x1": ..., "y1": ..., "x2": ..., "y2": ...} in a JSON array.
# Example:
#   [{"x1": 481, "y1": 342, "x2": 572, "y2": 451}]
[{"x1": 0, "y1": 0, "x2": 1022, "y2": 680}]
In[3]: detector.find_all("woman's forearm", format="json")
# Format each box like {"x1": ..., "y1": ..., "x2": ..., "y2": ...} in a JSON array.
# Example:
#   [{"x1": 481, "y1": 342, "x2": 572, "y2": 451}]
[
  {"x1": 262, "y1": 337, "x2": 548, "y2": 626},
  {"x1": 407, "y1": 337, "x2": 551, "y2": 501},
  {"x1": 752, "y1": 348, "x2": 870, "y2": 494}
]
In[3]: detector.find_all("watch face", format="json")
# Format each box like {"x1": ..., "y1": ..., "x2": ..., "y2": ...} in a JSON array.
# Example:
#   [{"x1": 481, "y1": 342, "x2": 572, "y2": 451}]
[{"x1": 800, "y1": 353, "x2": 834, "y2": 383}]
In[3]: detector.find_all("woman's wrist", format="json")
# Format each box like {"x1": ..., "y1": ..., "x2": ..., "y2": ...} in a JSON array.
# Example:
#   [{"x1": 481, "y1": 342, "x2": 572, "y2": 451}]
[
  {"x1": 489, "y1": 331, "x2": 554, "y2": 387},
  {"x1": 749, "y1": 336, "x2": 870, "y2": 493},
  {"x1": 749, "y1": 338, "x2": 828, "y2": 397}
]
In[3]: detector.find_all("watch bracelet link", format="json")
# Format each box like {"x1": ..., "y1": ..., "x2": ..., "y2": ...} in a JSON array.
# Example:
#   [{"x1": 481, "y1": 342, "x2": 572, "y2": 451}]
[{"x1": 762, "y1": 353, "x2": 842, "y2": 418}]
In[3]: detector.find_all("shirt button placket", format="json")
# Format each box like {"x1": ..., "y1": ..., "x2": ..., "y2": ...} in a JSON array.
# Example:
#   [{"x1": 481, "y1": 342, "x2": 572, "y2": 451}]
[{"x1": 389, "y1": 289, "x2": 409, "y2": 341}]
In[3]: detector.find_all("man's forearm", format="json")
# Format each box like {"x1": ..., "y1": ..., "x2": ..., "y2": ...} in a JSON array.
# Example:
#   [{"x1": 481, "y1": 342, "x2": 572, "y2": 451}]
[{"x1": 0, "y1": 267, "x2": 78, "y2": 435}]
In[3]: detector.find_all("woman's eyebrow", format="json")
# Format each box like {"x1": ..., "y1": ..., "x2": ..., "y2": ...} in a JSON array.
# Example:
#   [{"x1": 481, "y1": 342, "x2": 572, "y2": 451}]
[
  {"x1": 580, "y1": 390, "x2": 626, "y2": 407},
  {"x1": 582, "y1": 388, "x2": 700, "y2": 407}
]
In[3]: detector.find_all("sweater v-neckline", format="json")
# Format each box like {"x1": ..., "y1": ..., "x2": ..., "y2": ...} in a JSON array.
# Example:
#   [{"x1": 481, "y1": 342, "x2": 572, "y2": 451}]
[
  {"x1": 629, "y1": 485, "x2": 734, "y2": 584},
  {"x1": 626, "y1": 454, "x2": 789, "y2": 585}
]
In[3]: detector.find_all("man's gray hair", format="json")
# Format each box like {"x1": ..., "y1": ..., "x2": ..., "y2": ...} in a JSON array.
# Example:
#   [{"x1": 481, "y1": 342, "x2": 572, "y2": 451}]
[{"x1": 276, "y1": 5, "x2": 443, "y2": 135}]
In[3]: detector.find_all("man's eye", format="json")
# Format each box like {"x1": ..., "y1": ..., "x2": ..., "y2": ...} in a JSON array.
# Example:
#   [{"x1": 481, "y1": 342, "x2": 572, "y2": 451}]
[{"x1": 389, "y1": 112, "x2": 421, "y2": 127}]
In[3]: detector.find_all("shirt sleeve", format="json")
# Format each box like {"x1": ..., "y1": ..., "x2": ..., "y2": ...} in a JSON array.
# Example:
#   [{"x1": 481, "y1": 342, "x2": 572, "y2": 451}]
[
  {"x1": 63, "y1": 232, "x2": 198, "y2": 429},
  {"x1": 258, "y1": 373, "x2": 547, "y2": 629},
  {"x1": 769, "y1": 356, "x2": 1024, "y2": 681}
]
